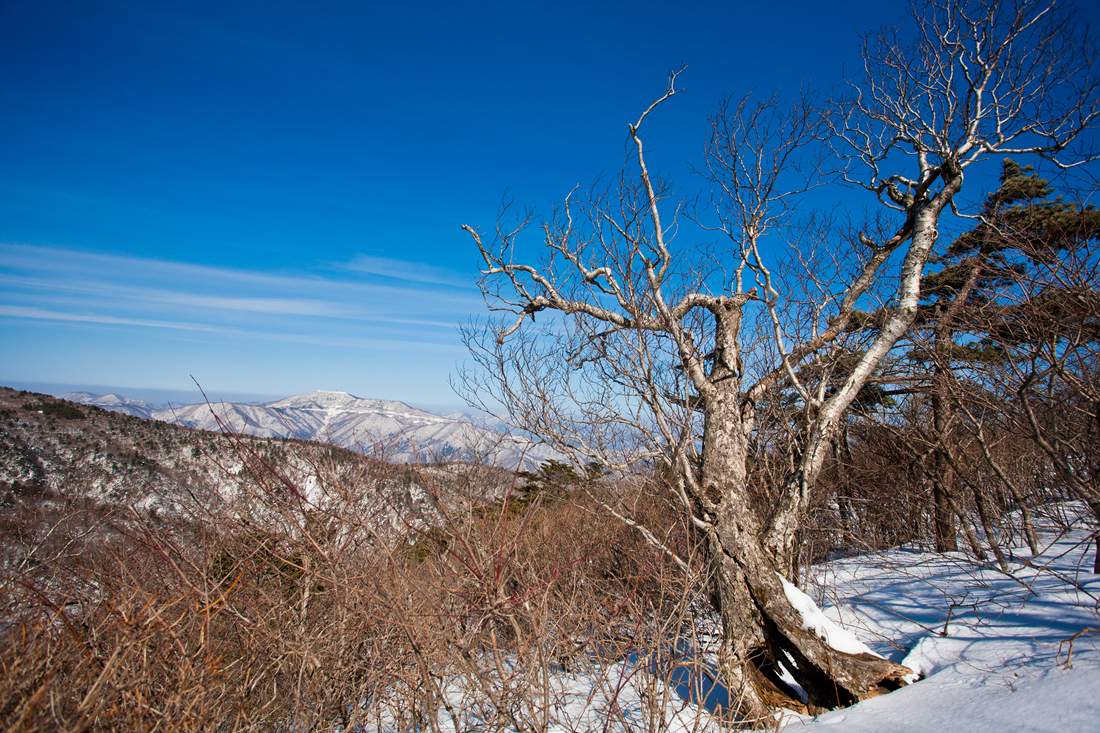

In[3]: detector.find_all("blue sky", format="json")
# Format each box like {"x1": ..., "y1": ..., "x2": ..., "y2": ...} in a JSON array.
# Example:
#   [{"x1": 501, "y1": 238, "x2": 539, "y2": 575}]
[{"x1": 2, "y1": 1, "x2": 1096, "y2": 408}]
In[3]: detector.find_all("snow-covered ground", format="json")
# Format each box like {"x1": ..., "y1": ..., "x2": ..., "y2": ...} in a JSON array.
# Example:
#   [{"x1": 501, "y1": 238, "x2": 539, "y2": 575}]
[
  {"x1": 355, "y1": 506, "x2": 1098, "y2": 732},
  {"x1": 783, "y1": 507, "x2": 1100, "y2": 732}
]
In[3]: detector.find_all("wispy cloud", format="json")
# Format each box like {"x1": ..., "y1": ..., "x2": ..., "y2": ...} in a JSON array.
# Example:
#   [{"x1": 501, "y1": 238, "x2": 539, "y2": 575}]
[
  {"x1": 0, "y1": 305, "x2": 466, "y2": 355},
  {"x1": 0, "y1": 274, "x2": 342, "y2": 316},
  {"x1": 0, "y1": 243, "x2": 482, "y2": 345},
  {"x1": 345, "y1": 254, "x2": 476, "y2": 288},
  {"x1": 0, "y1": 305, "x2": 221, "y2": 331}
]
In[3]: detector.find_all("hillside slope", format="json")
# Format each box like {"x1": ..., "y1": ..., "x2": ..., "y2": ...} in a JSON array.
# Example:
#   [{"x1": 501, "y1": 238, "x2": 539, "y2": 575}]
[{"x1": 0, "y1": 387, "x2": 503, "y2": 545}]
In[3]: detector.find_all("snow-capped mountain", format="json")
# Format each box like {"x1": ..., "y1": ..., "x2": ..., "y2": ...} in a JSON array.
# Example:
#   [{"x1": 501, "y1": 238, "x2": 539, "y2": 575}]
[
  {"x1": 60, "y1": 391, "x2": 163, "y2": 420},
  {"x1": 62, "y1": 389, "x2": 555, "y2": 470}
]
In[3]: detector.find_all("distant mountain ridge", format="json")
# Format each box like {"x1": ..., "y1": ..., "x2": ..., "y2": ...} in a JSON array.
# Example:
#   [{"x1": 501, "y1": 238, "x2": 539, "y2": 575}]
[
  {"x1": 61, "y1": 391, "x2": 163, "y2": 419},
  {"x1": 61, "y1": 389, "x2": 555, "y2": 469}
]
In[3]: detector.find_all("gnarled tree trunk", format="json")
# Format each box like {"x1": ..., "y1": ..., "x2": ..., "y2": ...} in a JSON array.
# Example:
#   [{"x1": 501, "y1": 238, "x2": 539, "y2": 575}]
[{"x1": 695, "y1": 306, "x2": 913, "y2": 721}]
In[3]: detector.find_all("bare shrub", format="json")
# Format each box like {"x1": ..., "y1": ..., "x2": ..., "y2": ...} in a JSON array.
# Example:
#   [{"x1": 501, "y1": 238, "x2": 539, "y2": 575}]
[{"x1": 1, "y1": 426, "x2": 736, "y2": 731}]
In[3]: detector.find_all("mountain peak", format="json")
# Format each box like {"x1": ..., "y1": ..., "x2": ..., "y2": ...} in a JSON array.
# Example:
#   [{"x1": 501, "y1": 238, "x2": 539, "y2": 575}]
[
  {"x1": 267, "y1": 390, "x2": 367, "y2": 409},
  {"x1": 288, "y1": 389, "x2": 360, "y2": 403},
  {"x1": 60, "y1": 391, "x2": 162, "y2": 418}
]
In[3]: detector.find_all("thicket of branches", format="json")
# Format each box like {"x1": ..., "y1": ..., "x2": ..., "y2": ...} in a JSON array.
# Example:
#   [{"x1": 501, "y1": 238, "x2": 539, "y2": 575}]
[
  {"x1": 2, "y1": 432, "x2": 736, "y2": 731},
  {"x1": 792, "y1": 159, "x2": 1100, "y2": 577}
]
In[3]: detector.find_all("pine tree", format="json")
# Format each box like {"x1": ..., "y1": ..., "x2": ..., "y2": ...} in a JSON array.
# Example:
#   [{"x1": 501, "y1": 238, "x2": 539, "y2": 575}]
[{"x1": 916, "y1": 160, "x2": 1100, "y2": 560}]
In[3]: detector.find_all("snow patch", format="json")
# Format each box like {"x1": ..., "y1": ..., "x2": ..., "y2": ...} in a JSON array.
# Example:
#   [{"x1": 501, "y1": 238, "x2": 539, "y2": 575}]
[
  {"x1": 779, "y1": 573, "x2": 880, "y2": 657},
  {"x1": 788, "y1": 512, "x2": 1100, "y2": 731}
]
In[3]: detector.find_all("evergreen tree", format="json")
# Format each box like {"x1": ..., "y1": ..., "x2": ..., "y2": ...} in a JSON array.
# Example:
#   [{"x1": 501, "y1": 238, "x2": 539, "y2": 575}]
[{"x1": 916, "y1": 160, "x2": 1100, "y2": 559}]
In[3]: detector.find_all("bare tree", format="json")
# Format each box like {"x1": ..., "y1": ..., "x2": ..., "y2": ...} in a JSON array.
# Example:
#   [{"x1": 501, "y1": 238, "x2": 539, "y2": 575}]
[{"x1": 461, "y1": 0, "x2": 1098, "y2": 721}]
